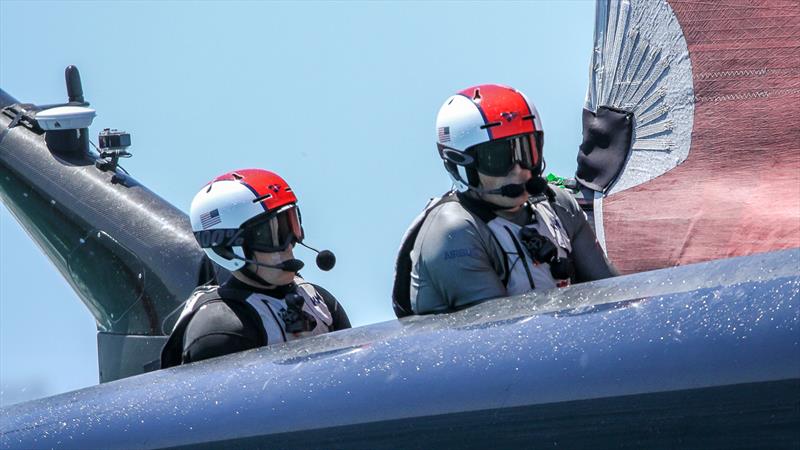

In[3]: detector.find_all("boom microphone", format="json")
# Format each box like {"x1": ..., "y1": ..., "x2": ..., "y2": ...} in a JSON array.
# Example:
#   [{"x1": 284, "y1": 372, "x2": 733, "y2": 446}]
[
  {"x1": 216, "y1": 248, "x2": 306, "y2": 272},
  {"x1": 299, "y1": 241, "x2": 336, "y2": 271},
  {"x1": 471, "y1": 183, "x2": 526, "y2": 197},
  {"x1": 261, "y1": 258, "x2": 306, "y2": 272},
  {"x1": 238, "y1": 256, "x2": 306, "y2": 272},
  {"x1": 525, "y1": 176, "x2": 548, "y2": 195},
  {"x1": 470, "y1": 177, "x2": 548, "y2": 198},
  {"x1": 217, "y1": 242, "x2": 336, "y2": 272}
]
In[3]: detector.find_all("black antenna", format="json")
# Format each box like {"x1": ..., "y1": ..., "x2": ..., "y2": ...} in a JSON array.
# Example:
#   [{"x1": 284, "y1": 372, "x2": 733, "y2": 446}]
[{"x1": 65, "y1": 65, "x2": 85, "y2": 104}]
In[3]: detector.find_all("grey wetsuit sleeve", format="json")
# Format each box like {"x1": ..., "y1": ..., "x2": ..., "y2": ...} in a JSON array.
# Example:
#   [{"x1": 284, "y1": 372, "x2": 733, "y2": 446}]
[
  {"x1": 411, "y1": 202, "x2": 507, "y2": 314},
  {"x1": 552, "y1": 188, "x2": 619, "y2": 282},
  {"x1": 182, "y1": 301, "x2": 262, "y2": 364},
  {"x1": 312, "y1": 284, "x2": 352, "y2": 330}
]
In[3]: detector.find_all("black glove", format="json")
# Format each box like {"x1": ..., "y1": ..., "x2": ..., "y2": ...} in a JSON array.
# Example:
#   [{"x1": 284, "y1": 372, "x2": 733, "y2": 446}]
[{"x1": 576, "y1": 106, "x2": 634, "y2": 193}]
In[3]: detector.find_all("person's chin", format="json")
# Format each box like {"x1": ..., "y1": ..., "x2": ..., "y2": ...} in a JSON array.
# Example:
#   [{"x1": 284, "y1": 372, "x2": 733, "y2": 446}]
[
  {"x1": 487, "y1": 196, "x2": 521, "y2": 210},
  {"x1": 272, "y1": 273, "x2": 295, "y2": 285},
  {"x1": 507, "y1": 193, "x2": 528, "y2": 208},
  {"x1": 257, "y1": 269, "x2": 295, "y2": 286}
]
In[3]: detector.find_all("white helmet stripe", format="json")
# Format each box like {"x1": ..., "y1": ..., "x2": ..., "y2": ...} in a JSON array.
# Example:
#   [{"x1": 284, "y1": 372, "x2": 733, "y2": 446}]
[
  {"x1": 189, "y1": 180, "x2": 265, "y2": 271},
  {"x1": 435, "y1": 95, "x2": 491, "y2": 151},
  {"x1": 518, "y1": 90, "x2": 543, "y2": 131}
]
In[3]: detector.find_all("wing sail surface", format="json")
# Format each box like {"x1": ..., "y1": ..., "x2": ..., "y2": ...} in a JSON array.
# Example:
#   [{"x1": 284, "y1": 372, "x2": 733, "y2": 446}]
[{"x1": 583, "y1": 0, "x2": 800, "y2": 274}]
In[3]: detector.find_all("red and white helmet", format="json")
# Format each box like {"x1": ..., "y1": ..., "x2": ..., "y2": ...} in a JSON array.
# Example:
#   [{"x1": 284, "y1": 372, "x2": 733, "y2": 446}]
[
  {"x1": 189, "y1": 169, "x2": 304, "y2": 272},
  {"x1": 435, "y1": 84, "x2": 544, "y2": 189}
]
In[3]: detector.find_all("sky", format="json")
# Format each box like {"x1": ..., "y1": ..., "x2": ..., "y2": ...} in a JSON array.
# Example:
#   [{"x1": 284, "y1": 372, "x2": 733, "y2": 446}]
[{"x1": 0, "y1": 0, "x2": 596, "y2": 406}]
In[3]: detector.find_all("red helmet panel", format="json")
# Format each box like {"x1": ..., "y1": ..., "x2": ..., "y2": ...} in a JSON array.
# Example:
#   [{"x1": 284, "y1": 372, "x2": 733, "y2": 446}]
[
  {"x1": 212, "y1": 169, "x2": 298, "y2": 212},
  {"x1": 457, "y1": 84, "x2": 538, "y2": 140}
]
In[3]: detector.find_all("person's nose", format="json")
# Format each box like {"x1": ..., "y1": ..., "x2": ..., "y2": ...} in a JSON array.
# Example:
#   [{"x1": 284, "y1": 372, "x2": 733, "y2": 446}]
[{"x1": 509, "y1": 163, "x2": 532, "y2": 178}]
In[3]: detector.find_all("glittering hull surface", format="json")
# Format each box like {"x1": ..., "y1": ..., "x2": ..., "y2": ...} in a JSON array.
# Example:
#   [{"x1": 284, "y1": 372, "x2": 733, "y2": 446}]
[{"x1": 2, "y1": 249, "x2": 798, "y2": 449}]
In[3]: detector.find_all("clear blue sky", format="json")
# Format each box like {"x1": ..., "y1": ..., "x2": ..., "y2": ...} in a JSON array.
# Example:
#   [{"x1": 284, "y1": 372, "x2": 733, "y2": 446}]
[{"x1": 0, "y1": 0, "x2": 595, "y2": 405}]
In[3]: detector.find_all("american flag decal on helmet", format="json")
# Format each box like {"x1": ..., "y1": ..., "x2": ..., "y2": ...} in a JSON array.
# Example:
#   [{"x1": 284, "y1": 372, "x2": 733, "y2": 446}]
[
  {"x1": 200, "y1": 209, "x2": 221, "y2": 229},
  {"x1": 438, "y1": 126, "x2": 450, "y2": 143}
]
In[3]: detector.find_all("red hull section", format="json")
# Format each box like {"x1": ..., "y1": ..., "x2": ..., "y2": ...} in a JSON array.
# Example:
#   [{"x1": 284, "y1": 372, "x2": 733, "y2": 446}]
[{"x1": 604, "y1": 0, "x2": 800, "y2": 273}]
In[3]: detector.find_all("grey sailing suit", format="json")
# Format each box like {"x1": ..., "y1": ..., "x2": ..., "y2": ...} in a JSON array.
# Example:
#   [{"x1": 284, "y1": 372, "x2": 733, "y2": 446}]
[{"x1": 407, "y1": 187, "x2": 618, "y2": 314}]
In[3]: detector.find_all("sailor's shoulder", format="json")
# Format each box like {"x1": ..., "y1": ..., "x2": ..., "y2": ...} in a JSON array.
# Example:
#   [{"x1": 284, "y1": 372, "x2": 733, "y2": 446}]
[
  {"x1": 184, "y1": 287, "x2": 259, "y2": 333},
  {"x1": 170, "y1": 285, "x2": 225, "y2": 334},
  {"x1": 421, "y1": 199, "x2": 480, "y2": 233},
  {"x1": 415, "y1": 200, "x2": 491, "y2": 262},
  {"x1": 182, "y1": 300, "x2": 263, "y2": 355},
  {"x1": 293, "y1": 277, "x2": 324, "y2": 299},
  {"x1": 192, "y1": 284, "x2": 221, "y2": 296},
  {"x1": 186, "y1": 284, "x2": 222, "y2": 304},
  {"x1": 542, "y1": 182, "x2": 583, "y2": 215}
]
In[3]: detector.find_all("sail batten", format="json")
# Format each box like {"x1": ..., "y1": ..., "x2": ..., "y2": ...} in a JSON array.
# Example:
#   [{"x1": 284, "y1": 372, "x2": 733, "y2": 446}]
[{"x1": 584, "y1": 0, "x2": 800, "y2": 274}]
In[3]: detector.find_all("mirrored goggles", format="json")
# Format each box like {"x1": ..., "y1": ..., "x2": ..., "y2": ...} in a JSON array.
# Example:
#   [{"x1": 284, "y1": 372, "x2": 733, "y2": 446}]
[
  {"x1": 242, "y1": 204, "x2": 304, "y2": 253},
  {"x1": 467, "y1": 134, "x2": 539, "y2": 177}
]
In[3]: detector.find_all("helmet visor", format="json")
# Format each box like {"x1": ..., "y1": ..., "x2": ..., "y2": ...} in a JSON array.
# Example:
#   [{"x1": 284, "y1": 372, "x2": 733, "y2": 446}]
[
  {"x1": 243, "y1": 204, "x2": 304, "y2": 253},
  {"x1": 469, "y1": 134, "x2": 539, "y2": 177}
]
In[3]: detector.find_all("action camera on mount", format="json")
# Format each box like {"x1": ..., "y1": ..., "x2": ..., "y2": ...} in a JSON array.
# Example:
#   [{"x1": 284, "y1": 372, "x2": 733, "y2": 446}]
[
  {"x1": 96, "y1": 128, "x2": 132, "y2": 173},
  {"x1": 99, "y1": 128, "x2": 131, "y2": 151}
]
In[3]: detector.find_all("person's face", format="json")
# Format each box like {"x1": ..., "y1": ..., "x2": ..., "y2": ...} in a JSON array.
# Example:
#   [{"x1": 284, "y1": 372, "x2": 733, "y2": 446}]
[
  {"x1": 477, "y1": 163, "x2": 532, "y2": 210},
  {"x1": 249, "y1": 244, "x2": 297, "y2": 286}
]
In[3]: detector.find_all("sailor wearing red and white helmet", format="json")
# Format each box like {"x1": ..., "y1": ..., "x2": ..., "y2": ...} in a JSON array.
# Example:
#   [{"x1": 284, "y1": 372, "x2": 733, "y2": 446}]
[
  {"x1": 392, "y1": 84, "x2": 618, "y2": 316},
  {"x1": 161, "y1": 169, "x2": 350, "y2": 367}
]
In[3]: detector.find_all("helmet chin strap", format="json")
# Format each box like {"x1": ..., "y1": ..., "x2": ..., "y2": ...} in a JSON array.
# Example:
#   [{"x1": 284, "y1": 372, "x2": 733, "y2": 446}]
[
  {"x1": 469, "y1": 182, "x2": 526, "y2": 198},
  {"x1": 235, "y1": 268, "x2": 285, "y2": 290},
  {"x1": 215, "y1": 247, "x2": 303, "y2": 287}
]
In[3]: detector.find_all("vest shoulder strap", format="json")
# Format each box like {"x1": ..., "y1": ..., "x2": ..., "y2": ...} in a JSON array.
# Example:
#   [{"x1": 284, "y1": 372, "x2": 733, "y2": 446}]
[
  {"x1": 160, "y1": 287, "x2": 266, "y2": 368},
  {"x1": 543, "y1": 185, "x2": 583, "y2": 243},
  {"x1": 391, "y1": 192, "x2": 460, "y2": 318}
]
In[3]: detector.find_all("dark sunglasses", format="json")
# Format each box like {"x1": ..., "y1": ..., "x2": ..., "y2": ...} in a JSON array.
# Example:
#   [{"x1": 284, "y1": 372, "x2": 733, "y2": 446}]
[
  {"x1": 467, "y1": 134, "x2": 540, "y2": 177},
  {"x1": 242, "y1": 204, "x2": 304, "y2": 253}
]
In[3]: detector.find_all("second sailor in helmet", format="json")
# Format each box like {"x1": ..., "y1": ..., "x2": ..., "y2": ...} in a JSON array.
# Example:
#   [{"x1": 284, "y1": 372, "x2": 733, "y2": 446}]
[
  {"x1": 393, "y1": 84, "x2": 618, "y2": 316},
  {"x1": 162, "y1": 169, "x2": 350, "y2": 367}
]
